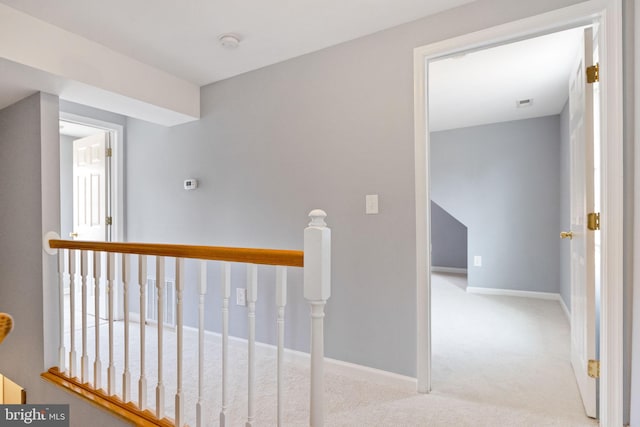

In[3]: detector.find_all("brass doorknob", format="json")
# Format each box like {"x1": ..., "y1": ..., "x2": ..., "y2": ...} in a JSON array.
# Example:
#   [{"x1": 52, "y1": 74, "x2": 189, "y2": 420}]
[
  {"x1": 69, "y1": 232, "x2": 78, "y2": 238},
  {"x1": 560, "y1": 231, "x2": 573, "y2": 240}
]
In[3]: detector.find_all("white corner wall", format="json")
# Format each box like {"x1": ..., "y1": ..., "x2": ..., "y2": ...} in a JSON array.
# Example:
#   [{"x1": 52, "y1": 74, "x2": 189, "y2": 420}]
[{"x1": 0, "y1": 3, "x2": 199, "y2": 126}]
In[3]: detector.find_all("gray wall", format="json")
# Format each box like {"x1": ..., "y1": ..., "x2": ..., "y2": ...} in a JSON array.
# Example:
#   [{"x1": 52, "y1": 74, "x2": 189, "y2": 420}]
[
  {"x1": 631, "y1": 0, "x2": 640, "y2": 422},
  {"x1": 0, "y1": 93, "x2": 131, "y2": 426},
  {"x1": 559, "y1": 101, "x2": 571, "y2": 308},
  {"x1": 120, "y1": 0, "x2": 596, "y2": 378},
  {"x1": 0, "y1": 0, "x2": 636, "y2": 423},
  {"x1": 431, "y1": 116, "x2": 562, "y2": 293},
  {"x1": 431, "y1": 201, "x2": 467, "y2": 269}
]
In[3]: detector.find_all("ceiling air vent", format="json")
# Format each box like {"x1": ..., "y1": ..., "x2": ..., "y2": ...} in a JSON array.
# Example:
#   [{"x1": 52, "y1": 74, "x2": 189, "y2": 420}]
[{"x1": 516, "y1": 98, "x2": 533, "y2": 108}]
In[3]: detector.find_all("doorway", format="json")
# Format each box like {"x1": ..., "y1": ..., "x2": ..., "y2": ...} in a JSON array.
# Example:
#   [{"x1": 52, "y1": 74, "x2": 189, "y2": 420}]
[
  {"x1": 59, "y1": 112, "x2": 124, "y2": 243},
  {"x1": 427, "y1": 26, "x2": 593, "y2": 421},
  {"x1": 413, "y1": 0, "x2": 624, "y2": 425},
  {"x1": 59, "y1": 112, "x2": 125, "y2": 320}
]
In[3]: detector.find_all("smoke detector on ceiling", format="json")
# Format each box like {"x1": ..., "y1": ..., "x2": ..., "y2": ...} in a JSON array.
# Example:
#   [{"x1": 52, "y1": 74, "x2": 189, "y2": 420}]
[
  {"x1": 516, "y1": 98, "x2": 534, "y2": 108},
  {"x1": 218, "y1": 33, "x2": 241, "y2": 49}
]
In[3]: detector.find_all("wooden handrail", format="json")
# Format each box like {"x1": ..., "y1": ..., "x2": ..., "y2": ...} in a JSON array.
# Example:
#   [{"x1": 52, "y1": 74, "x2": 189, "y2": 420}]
[{"x1": 48, "y1": 239, "x2": 304, "y2": 267}]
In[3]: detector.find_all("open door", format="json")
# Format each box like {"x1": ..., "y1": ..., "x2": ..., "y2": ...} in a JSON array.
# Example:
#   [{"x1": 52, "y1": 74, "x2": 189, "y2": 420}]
[
  {"x1": 565, "y1": 27, "x2": 597, "y2": 419},
  {"x1": 72, "y1": 132, "x2": 110, "y2": 242}
]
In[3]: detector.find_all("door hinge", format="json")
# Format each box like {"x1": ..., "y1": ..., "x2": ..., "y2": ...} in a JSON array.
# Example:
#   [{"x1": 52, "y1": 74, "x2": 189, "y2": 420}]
[
  {"x1": 106, "y1": 147, "x2": 113, "y2": 158},
  {"x1": 106, "y1": 216, "x2": 113, "y2": 226},
  {"x1": 587, "y1": 212, "x2": 600, "y2": 231},
  {"x1": 588, "y1": 359, "x2": 600, "y2": 378},
  {"x1": 586, "y1": 63, "x2": 599, "y2": 83}
]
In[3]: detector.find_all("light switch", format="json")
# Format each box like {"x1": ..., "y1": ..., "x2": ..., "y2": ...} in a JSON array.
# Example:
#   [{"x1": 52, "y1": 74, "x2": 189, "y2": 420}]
[{"x1": 366, "y1": 194, "x2": 379, "y2": 215}]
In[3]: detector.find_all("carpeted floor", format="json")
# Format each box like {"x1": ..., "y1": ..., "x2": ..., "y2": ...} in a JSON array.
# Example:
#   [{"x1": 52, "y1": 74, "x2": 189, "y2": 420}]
[{"x1": 63, "y1": 273, "x2": 597, "y2": 426}]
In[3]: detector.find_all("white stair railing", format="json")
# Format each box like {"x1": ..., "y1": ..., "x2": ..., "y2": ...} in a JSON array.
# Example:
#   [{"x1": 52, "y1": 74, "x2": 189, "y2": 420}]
[
  {"x1": 220, "y1": 261, "x2": 231, "y2": 426},
  {"x1": 122, "y1": 253, "x2": 131, "y2": 402},
  {"x1": 276, "y1": 265, "x2": 287, "y2": 427},
  {"x1": 45, "y1": 209, "x2": 331, "y2": 427},
  {"x1": 137, "y1": 254, "x2": 147, "y2": 410},
  {"x1": 305, "y1": 209, "x2": 332, "y2": 427}
]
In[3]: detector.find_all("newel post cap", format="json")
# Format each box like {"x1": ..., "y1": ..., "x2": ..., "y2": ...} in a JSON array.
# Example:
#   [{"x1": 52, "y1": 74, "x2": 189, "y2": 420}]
[
  {"x1": 308, "y1": 209, "x2": 327, "y2": 227},
  {"x1": 304, "y1": 209, "x2": 331, "y2": 301}
]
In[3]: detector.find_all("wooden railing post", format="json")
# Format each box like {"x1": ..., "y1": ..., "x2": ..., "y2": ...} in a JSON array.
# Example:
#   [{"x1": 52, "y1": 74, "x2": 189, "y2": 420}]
[{"x1": 304, "y1": 210, "x2": 331, "y2": 427}]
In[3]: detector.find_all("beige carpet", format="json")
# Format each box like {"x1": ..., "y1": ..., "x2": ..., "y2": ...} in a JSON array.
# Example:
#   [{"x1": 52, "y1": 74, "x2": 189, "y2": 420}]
[{"x1": 62, "y1": 273, "x2": 597, "y2": 426}]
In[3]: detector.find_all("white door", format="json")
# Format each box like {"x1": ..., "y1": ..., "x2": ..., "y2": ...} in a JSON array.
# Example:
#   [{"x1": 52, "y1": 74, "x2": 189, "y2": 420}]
[
  {"x1": 567, "y1": 27, "x2": 597, "y2": 419},
  {"x1": 72, "y1": 132, "x2": 109, "y2": 242}
]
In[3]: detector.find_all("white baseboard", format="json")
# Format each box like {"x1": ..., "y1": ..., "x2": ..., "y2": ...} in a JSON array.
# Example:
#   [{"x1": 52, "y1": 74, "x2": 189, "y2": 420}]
[
  {"x1": 177, "y1": 323, "x2": 416, "y2": 391},
  {"x1": 466, "y1": 286, "x2": 561, "y2": 301},
  {"x1": 431, "y1": 266, "x2": 467, "y2": 274},
  {"x1": 559, "y1": 297, "x2": 570, "y2": 322},
  {"x1": 464, "y1": 288, "x2": 571, "y2": 324}
]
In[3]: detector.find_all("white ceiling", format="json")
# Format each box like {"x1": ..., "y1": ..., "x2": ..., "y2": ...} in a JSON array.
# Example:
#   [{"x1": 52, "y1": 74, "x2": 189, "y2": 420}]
[
  {"x1": 429, "y1": 27, "x2": 584, "y2": 131},
  {"x1": 0, "y1": 0, "x2": 473, "y2": 86},
  {"x1": 0, "y1": 1, "x2": 585, "y2": 130}
]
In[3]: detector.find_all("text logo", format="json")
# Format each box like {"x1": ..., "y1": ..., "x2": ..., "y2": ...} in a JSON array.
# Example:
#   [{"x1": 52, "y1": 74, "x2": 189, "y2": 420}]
[{"x1": 0, "y1": 405, "x2": 68, "y2": 426}]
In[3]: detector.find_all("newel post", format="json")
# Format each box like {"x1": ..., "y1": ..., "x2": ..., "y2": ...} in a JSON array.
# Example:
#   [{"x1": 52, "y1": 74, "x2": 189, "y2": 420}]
[{"x1": 304, "y1": 209, "x2": 331, "y2": 427}]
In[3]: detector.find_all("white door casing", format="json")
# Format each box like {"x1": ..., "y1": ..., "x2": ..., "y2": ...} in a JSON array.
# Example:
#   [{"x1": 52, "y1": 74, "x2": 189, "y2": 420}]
[
  {"x1": 568, "y1": 27, "x2": 597, "y2": 419},
  {"x1": 72, "y1": 132, "x2": 108, "y2": 242},
  {"x1": 413, "y1": 1, "x2": 624, "y2": 425}
]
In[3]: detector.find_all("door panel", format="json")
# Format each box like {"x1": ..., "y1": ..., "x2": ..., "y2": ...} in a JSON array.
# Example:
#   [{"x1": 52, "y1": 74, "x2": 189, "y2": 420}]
[
  {"x1": 568, "y1": 27, "x2": 597, "y2": 419},
  {"x1": 72, "y1": 132, "x2": 107, "y2": 242}
]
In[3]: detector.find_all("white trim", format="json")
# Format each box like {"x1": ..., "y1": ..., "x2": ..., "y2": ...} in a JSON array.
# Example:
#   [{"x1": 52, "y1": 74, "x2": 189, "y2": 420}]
[
  {"x1": 560, "y1": 297, "x2": 571, "y2": 323},
  {"x1": 414, "y1": 28, "x2": 430, "y2": 394},
  {"x1": 128, "y1": 318, "x2": 418, "y2": 391},
  {"x1": 59, "y1": 112, "x2": 124, "y2": 243},
  {"x1": 466, "y1": 287, "x2": 562, "y2": 301},
  {"x1": 413, "y1": 0, "x2": 624, "y2": 422},
  {"x1": 431, "y1": 266, "x2": 467, "y2": 275},
  {"x1": 181, "y1": 323, "x2": 417, "y2": 391},
  {"x1": 323, "y1": 356, "x2": 416, "y2": 390},
  {"x1": 597, "y1": 1, "x2": 624, "y2": 425},
  {"x1": 465, "y1": 287, "x2": 572, "y2": 322}
]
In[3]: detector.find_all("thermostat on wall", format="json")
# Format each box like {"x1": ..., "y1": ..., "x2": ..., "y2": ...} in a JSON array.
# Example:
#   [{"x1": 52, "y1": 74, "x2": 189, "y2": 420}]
[{"x1": 184, "y1": 179, "x2": 198, "y2": 190}]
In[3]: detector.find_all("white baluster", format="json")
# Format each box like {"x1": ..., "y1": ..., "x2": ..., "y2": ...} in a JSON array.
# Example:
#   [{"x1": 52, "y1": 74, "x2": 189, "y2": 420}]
[
  {"x1": 220, "y1": 262, "x2": 231, "y2": 427},
  {"x1": 93, "y1": 251, "x2": 102, "y2": 389},
  {"x1": 58, "y1": 250, "x2": 66, "y2": 372},
  {"x1": 304, "y1": 210, "x2": 331, "y2": 427},
  {"x1": 276, "y1": 266, "x2": 287, "y2": 427},
  {"x1": 197, "y1": 261, "x2": 207, "y2": 427},
  {"x1": 138, "y1": 255, "x2": 147, "y2": 409},
  {"x1": 80, "y1": 250, "x2": 89, "y2": 383},
  {"x1": 107, "y1": 252, "x2": 116, "y2": 395},
  {"x1": 175, "y1": 258, "x2": 184, "y2": 427},
  {"x1": 68, "y1": 249, "x2": 77, "y2": 378},
  {"x1": 122, "y1": 253, "x2": 131, "y2": 402},
  {"x1": 246, "y1": 264, "x2": 258, "y2": 427},
  {"x1": 156, "y1": 256, "x2": 165, "y2": 419}
]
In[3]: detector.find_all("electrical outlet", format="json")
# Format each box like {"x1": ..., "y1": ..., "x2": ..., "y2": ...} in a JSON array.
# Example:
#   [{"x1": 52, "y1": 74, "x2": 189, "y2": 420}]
[
  {"x1": 236, "y1": 288, "x2": 246, "y2": 306},
  {"x1": 474, "y1": 256, "x2": 482, "y2": 267}
]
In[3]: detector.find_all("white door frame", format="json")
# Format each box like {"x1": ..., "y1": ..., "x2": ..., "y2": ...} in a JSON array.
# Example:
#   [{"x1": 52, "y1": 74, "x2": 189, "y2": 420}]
[
  {"x1": 413, "y1": 0, "x2": 624, "y2": 425},
  {"x1": 60, "y1": 112, "x2": 124, "y2": 242}
]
